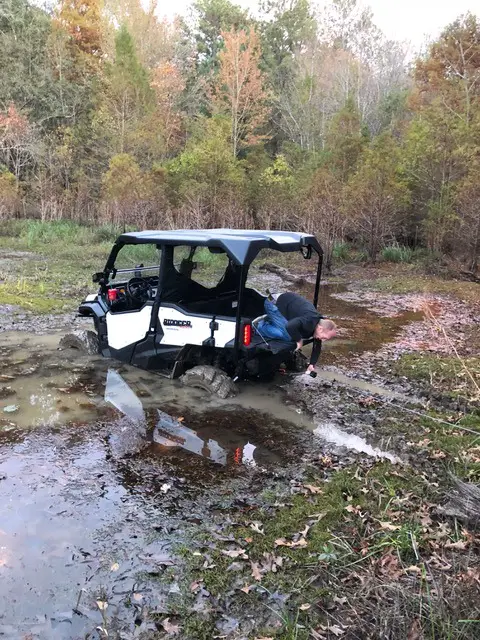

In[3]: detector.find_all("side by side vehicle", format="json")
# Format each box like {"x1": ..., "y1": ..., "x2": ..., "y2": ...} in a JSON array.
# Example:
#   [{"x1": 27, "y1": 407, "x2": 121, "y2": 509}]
[{"x1": 78, "y1": 229, "x2": 323, "y2": 396}]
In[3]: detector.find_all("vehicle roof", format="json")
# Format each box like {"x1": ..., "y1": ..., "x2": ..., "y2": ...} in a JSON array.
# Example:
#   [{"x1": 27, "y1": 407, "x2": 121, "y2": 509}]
[{"x1": 116, "y1": 229, "x2": 322, "y2": 265}]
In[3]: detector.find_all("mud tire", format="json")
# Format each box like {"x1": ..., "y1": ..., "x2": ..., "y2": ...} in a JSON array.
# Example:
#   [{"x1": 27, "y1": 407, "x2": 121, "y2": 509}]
[
  {"x1": 284, "y1": 350, "x2": 308, "y2": 373},
  {"x1": 59, "y1": 329, "x2": 99, "y2": 355},
  {"x1": 180, "y1": 365, "x2": 238, "y2": 399}
]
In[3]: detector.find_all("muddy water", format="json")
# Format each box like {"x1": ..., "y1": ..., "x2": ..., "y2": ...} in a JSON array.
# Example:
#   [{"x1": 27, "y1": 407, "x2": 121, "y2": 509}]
[
  {"x1": 251, "y1": 273, "x2": 424, "y2": 365},
  {"x1": 0, "y1": 284, "x2": 423, "y2": 636}
]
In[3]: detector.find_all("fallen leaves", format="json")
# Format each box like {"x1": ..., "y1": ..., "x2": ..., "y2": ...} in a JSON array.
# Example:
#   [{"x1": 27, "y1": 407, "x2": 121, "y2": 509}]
[
  {"x1": 160, "y1": 483, "x2": 171, "y2": 494},
  {"x1": 274, "y1": 537, "x2": 307, "y2": 549},
  {"x1": 250, "y1": 561, "x2": 262, "y2": 581},
  {"x1": 430, "y1": 450, "x2": 447, "y2": 459},
  {"x1": 190, "y1": 580, "x2": 203, "y2": 593},
  {"x1": 247, "y1": 552, "x2": 285, "y2": 582},
  {"x1": 221, "y1": 548, "x2": 248, "y2": 559},
  {"x1": 249, "y1": 521, "x2": 265, "y2": 535},
  {"x1": 261, "y1": 552, "x2": 283, "y2": 572},
  {"x1": 96, "y1": 600, "x2": 108, "y2": 611},
  {"x1": 318, "y1": 455, "x2": 333, "y2": 467},
  {"x1": 161, "y1": 618, "x2": 181, "y2": 635},
  {"x1": 345, "y1": 504, "x2": 364, "y2": 516},
  {"x1": 379, "y1": 521, "x2": 401, "y2": 531},
  {"x1": 445, "y1": 539, "x2": 468, "y2": 550},
  {"x1": 359, "y1": 395, "x2": 377, "y2": 408},
  {"x1": 375, "y1": 552, "x2": 403, "y2": 580},
  {"x1": 110, "y1": 562, "x2": 119, "y2": 572},
  {"x1": 406, "y1": 565, "x2": 423, "y2": 574},
  {"x1": 304, "y1": 484, "x2": 323, "y2": 494},
  {"x1": 457, "y1": 567, "x2": 480, "y2": 585},
  {"x1": 318, "y1": 623, "x2": 345, "y2": 636}
]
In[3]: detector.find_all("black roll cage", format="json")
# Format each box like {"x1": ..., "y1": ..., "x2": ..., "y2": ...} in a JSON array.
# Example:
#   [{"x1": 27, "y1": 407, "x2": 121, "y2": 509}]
[{"x1": 100, "y1": 230, "x2": 323, "y2": 363}]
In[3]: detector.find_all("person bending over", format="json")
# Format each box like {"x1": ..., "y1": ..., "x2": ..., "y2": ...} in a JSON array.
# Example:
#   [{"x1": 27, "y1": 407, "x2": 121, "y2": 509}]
[{"x1": 256, "y1": 292, "x2": 337, "y2": 374}]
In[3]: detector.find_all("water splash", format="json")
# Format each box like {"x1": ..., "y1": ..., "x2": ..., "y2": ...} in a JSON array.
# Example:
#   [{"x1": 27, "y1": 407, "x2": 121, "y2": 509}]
[{"x1": 314, "y1": 422, "x2": 401, "y2": 464}]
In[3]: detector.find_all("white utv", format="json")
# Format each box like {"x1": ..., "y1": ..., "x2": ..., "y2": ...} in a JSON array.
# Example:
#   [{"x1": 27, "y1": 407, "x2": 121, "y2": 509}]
[{"x1": 78, "y1": 229, "x2": 323, "y2": 397}]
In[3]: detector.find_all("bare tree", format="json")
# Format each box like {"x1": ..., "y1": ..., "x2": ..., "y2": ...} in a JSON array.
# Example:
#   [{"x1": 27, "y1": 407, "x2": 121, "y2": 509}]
[{"x1": 0, "y1": 104, "x2": 39, "y2": 181}]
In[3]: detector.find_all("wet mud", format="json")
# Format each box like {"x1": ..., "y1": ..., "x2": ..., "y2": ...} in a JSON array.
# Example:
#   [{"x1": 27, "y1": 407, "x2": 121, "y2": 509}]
[{"x1": 0, "y1": 277, "x2": 475, "y2": 637}]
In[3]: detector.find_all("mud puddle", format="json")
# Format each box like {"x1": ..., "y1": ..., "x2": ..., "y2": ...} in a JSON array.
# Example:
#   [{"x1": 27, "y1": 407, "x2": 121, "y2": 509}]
[
  {"x1": 0, "y1": 366, "x2": 313, "y2": 636},
  {"x1": 105, "y1": 367, "x2": 310, "y2": 468},
  {"x1": 0, "y1": 326, "x2": 403, "y2": 468},
  {"x1": 0, "y1": 282, "x2": 428, "y2": 637},
  {"x1": 306, "y1": 368, "x2": 415, "y2": 402},
  {"x1": 251, "y1": 273, "x2": 425, "y2": 365}
]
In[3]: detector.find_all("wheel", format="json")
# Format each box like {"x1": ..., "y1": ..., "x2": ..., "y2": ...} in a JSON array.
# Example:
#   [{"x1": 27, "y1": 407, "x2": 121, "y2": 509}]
[
  {"x1": 284, "y1": 350, "x2": 307, "y2": 372},
  {"x1": 180, "y1": 365, "x2": 238, "y2": 399},
  {"x1": 59, "y1": 329, "x2": 99, "y2": 355}
]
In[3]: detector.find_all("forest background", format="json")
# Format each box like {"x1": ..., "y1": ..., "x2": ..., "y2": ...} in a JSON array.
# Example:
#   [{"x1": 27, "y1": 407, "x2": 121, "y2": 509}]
[{"x1": 1, "y1": 0, "x2": 480, "y2": 272}]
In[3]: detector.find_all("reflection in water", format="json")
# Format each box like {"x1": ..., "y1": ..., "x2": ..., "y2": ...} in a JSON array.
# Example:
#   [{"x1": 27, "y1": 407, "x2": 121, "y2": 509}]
[
  {"x1": 104, "y1": 369, "x2": 257, "y2": 467},
  {"x1": 105, "y1": 368, "x2": 145, "y2": 422},
  {"x1": 154, "y1": 410, "x2": 228, "y2": 465}
]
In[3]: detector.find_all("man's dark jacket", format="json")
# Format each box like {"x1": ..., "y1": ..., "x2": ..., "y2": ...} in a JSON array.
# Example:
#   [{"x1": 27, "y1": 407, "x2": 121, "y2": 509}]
[{"x1": 276, "y1": 292, "x2": 324, "y2": 366}]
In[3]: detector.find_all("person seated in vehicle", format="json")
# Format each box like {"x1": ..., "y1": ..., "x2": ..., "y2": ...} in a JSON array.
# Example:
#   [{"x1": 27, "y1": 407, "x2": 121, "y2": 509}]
[{"x1": 255, "y1": 292, "x2": 337, "y2": 374}]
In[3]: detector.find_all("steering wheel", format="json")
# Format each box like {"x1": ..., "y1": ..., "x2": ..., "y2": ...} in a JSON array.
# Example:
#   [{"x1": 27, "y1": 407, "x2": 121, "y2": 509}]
[{"x1": 126, "y1": 277, "x2": 153, "y2": 301}]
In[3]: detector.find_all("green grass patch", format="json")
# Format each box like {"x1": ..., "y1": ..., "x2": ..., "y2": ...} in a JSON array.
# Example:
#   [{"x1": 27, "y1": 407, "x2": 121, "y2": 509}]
[
  {"x1": 0, "y1": 286, "x2": 66, "y2": 313},
  {"x1": 0, "y1": 219, "x2": 118, "y2": 247},
  {"x1": 332, "y1": 242, "x2": 351, "y2": 262},
  {"x1": 176, "y1": 408, "x2": 480, "y2": 638},
  {"x1": 0, "y1": 220, "x2": 122, "y2": 312},
  {"x1": 381, "y1": 244, "x2": 415, "y2": 263},
  {"x1": 394, "y1": 353, "x2": 480, "y2": 399},
  {"x1": 369, "y1": 271, "x2": 480, "y2": 305},
  {"x1": 0, "y1": 220, "x2": 238, "y2": 311}
]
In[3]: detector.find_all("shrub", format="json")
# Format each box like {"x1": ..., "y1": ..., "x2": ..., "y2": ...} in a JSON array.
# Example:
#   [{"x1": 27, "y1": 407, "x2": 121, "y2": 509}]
[
  {"x1": 0, "y1": 168, "x2": 20, "y2": 218},
  {"x1": 381, "y1": 244, "x2": 414, "y2": 263},
  {"x1": 332, "y1": 242, "x2": 351, "y2": 262}
]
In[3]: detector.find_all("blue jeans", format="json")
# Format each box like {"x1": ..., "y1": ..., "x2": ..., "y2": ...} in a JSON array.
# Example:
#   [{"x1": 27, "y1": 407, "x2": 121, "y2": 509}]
[{"x1": 256, "y1": 299, "x2": 292, "y2": 342}]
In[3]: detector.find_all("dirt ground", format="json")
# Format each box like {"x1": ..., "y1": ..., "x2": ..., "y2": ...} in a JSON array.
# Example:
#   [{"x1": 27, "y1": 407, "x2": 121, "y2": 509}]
[{"x1": 0, "y1": 251, "x2": 479, "y2": 639}]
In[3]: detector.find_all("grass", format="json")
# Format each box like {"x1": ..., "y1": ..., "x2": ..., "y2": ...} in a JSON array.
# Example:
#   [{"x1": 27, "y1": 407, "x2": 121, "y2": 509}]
[
  {"x1": 0, "y1": 218, "x2": 118, "y2": 246},
  {"x1": 0, "y1": 220, "x2": 241, "y2": 312},
  {"x1": 367, "y1": 271, "x2": 480, "y2": 305},
  {"x1": 394, "y1": 353, "x2": 480, "y2": 404},
  {"x1": 0, "y1": 220, "x2": 118, "y2": 313},
  {"x1": 381, "y1": 244, "x2": 416, "y2": 263},
  {"x1": 332, "y1": 242, "x2": 351, "y2": 262},
  {"x1": 172, "y1": 400, "x2": 480, "y2": 638}
]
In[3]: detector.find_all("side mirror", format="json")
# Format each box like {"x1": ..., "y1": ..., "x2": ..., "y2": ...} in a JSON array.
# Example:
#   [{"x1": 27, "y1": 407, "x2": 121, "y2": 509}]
[{"x1": 92, "y1": 272, "x2": 105, "y2": 283}]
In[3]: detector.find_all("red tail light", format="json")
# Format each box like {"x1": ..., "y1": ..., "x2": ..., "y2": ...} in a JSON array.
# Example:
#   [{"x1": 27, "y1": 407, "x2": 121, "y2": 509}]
[
  {"x1": 107, "y1": 288, "x2": 118, "y2": 302},
  {"x1": 243, "y1": 323, "x2": 252, "y2": 346}
]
